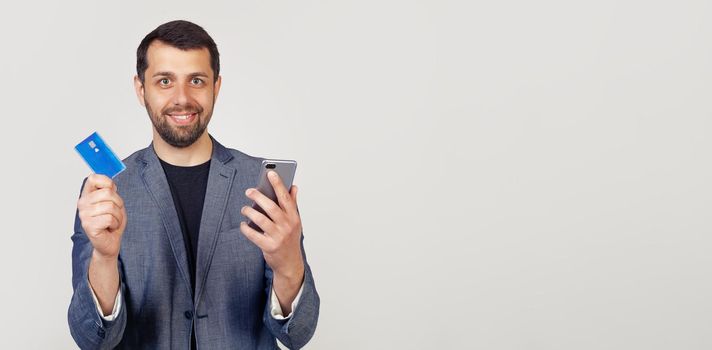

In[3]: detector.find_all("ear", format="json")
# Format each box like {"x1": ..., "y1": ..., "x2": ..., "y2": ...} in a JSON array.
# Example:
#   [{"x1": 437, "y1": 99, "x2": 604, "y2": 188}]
[
  {"x1": 213, "y1": 75, "x2": 222, "y2": 102},
  {"x1": 133, "y1": 75, "x2": 146, "y2": 107}
]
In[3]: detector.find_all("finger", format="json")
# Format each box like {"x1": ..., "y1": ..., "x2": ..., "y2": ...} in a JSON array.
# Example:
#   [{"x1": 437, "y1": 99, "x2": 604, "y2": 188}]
[
  {"x1": 290, "y1": 185, "x2": 298, "y2": 202},
  {"x1": 88, "y1": 202, "x2": 123, "y2": 224},
  {"x1": 241, "y1": 205, "x2": 277, "y2": 236},
  {"x1": 82, "y1": 174, "x2": 114, "y2": 197},
  {"x1": 107, "y1": 214, "x2": 121, "y2": 231},
  {"x1": 290, "y1": 185, "x2": 300, "y2": 213},
  {"x1": 245, "y1": 188, "x2": 286, "y2": 224},
  {"x1": 89, "y1": 205, "x2": 124, "y2": 227},
  {"x1": 239, "y1": 221, "x2": 272, "y2": 252},
  {"x1": 88, "y1": 188, "x2": 125, "y2": 208},
  {"x1": 267, "y1": 171, "x2": 296, "y2": 215},
  {"x1": 119, "y1": 205, "x2": 128, "y2": 230},
  {"x1": 89, "y1": 214, "x2": 120, "y2": 234}
]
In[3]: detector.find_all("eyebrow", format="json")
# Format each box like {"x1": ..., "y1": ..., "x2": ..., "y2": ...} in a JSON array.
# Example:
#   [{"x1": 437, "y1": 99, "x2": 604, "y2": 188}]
[{"x1": 152, "y1": 71, "x2": 210, "y2": 78}]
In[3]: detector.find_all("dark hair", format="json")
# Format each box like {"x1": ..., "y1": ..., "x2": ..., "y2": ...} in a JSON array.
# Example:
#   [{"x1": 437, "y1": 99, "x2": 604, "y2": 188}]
[{"x1": 136, "y1": 20, "x2": 220, "y2": 83}]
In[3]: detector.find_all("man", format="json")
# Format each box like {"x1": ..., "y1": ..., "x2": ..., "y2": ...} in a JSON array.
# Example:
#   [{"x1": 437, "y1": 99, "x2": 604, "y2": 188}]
[{"x1": 68, "y1": 20, "x2": 319, "y2": 349}]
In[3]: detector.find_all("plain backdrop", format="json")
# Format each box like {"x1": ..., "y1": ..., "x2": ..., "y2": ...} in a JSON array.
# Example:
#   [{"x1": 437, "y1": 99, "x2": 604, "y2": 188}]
[{"x1": 0, "y1": 0, "x2": 711, "y2": 349}]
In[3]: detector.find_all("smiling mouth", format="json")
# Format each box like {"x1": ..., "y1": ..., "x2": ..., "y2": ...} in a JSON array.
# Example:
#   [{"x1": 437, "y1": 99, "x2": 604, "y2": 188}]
[{"x1": 166, "y1": 112, "x2": 198, "y2": 124}]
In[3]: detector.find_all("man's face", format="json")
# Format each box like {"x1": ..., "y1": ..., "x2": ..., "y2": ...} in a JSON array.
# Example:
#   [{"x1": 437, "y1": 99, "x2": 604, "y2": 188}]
[{"x1": 134, "y1": 40, "x2": 221, "y2": 148}]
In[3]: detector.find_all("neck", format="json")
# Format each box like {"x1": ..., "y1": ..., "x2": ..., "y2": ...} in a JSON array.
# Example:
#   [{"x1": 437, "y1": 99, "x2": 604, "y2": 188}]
[{"x1": 152, "y1": 129, "x2": 213, "y2": 166}]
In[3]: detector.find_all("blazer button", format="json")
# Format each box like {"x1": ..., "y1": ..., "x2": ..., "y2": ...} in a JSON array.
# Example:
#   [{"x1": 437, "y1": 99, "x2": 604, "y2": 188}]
[{"x1": 184, "y1": 311, "x2": 193, "y2": 320}]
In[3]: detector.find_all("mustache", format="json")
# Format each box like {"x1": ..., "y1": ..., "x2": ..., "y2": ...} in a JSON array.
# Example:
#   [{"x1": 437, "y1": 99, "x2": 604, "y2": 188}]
[{"x1": 162, "y1": 104, "x2": 204, "y2": 115}]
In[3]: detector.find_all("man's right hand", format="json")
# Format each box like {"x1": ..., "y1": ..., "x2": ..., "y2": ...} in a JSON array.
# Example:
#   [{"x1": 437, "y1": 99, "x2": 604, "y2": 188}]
[
  {"x1": 77, "y1": 174, "x2": 127, "y2": 259},
  {"x1": 77, "y1": 174, "x2": 127, "y2": 316}
]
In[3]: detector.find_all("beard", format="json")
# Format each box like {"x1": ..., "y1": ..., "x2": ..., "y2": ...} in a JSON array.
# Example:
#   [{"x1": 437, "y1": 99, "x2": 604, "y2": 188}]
[{"x1": 144, "y1": 96, "x2": 212, "y2": 148}]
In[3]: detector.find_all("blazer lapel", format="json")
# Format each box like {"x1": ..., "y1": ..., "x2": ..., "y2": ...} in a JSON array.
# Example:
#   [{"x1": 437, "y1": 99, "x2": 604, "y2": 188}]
[
  {"x1": 195, "y1": 136, "x2": 236, "y2": 304},
  {"x1": 139, "y1": 143, "x2": 194, "y2": 298}
]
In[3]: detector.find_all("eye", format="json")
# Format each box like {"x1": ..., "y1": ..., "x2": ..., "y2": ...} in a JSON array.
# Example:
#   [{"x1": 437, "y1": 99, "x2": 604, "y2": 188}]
[
  {"x1": 191, "y1": 77, "x2": 204, "y2": 85},
  {"x1": 159, "y1": 78, "x2": 170, "y2": 86}
]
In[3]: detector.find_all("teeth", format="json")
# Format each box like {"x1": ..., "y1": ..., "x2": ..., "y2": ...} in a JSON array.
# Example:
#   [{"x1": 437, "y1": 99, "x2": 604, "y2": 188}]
[{"x1": 170, "y1": 114, "x2": 192, "y2": 120}]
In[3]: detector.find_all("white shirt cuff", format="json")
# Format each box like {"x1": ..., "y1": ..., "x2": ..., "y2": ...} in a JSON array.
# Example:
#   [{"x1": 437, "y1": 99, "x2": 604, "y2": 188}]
[
  {"x1": 269, "y1": 281, "x2": 305, "y2": 320},
  {"x1": 88, "y1": 278, "x2": 121, "y2": 321}
]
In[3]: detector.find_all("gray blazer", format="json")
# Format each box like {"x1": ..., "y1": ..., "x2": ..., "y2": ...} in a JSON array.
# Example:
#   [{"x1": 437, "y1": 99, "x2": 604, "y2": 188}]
[{"x1": 68, "y1": 135, "x2": 319, "y2": 349}]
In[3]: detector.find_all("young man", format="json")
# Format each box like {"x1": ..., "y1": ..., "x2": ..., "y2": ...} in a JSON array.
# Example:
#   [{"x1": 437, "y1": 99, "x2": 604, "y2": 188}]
[{"x1": 68, "y1": 20, "x2": 319, "y2": 349}]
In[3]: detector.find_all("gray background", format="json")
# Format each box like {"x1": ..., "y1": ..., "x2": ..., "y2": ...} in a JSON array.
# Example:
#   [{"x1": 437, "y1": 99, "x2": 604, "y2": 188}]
[{"x1": 1, "y1": 0, "x2": 710, "y2": 349}]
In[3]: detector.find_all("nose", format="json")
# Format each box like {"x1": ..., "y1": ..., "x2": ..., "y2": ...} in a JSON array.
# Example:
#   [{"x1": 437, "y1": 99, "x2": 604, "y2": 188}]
[{"x1": 171, "y1": 82, "x2": 189, "y2": 106}]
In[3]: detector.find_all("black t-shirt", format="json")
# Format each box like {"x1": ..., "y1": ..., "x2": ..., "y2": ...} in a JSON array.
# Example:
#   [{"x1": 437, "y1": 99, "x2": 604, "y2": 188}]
[
  {"x1": 159, "y1": 158, "x2": 211, "y2": 350},
  {"x1": 159, "y1": 158, "x2": 211, "y2": 292}
]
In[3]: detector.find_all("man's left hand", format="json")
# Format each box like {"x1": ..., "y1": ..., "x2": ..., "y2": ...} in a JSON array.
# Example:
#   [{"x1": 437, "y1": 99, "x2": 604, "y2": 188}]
[{"x1": 240, "y1": 170, "x2": 305, "y2": 311}]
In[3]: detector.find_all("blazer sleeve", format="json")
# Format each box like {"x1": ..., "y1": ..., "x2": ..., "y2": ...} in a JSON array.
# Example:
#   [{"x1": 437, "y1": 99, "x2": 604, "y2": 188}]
[
  {"x1": 263, "y1": 232, "x2": 320, "y2": 349},
  {"x1": 67, "y1": 178, "x2": 127, "y2": 349}
]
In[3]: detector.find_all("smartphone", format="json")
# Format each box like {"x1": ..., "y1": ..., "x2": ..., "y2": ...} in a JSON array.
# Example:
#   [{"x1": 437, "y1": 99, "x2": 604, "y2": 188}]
[{"x1": 246, "y1": 159, "x2": 297, "y2": 233}]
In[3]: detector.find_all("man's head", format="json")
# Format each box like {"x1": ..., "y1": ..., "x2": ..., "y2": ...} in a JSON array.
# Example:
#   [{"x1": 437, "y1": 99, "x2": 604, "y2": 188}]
[{"x1": 134, "y1": 20, "x2": 221, "y2": 148}]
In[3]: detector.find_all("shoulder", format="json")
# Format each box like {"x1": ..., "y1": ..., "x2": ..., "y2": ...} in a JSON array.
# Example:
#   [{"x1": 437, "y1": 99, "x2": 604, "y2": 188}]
[
  {"x1": 225, "y1": 147, "x2": 264, "y2": 164},
  {"x1": 212, "y1": 136, "x2": 266, "y2": 169}
]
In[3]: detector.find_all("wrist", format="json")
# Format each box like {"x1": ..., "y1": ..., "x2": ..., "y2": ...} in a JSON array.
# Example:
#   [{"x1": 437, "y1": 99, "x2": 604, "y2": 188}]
[
  {"x1": 274, "y1": 263, "x2": 305, "y2": 287},
  {"x1": 91, "y1": 249, "x2": 118, "y2": 266}
]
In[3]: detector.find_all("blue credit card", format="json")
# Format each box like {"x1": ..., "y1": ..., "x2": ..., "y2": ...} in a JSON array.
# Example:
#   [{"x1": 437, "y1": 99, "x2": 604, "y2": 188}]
[{"x1": 75, "y1": 132, "x2": 126, "y2": 178}]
